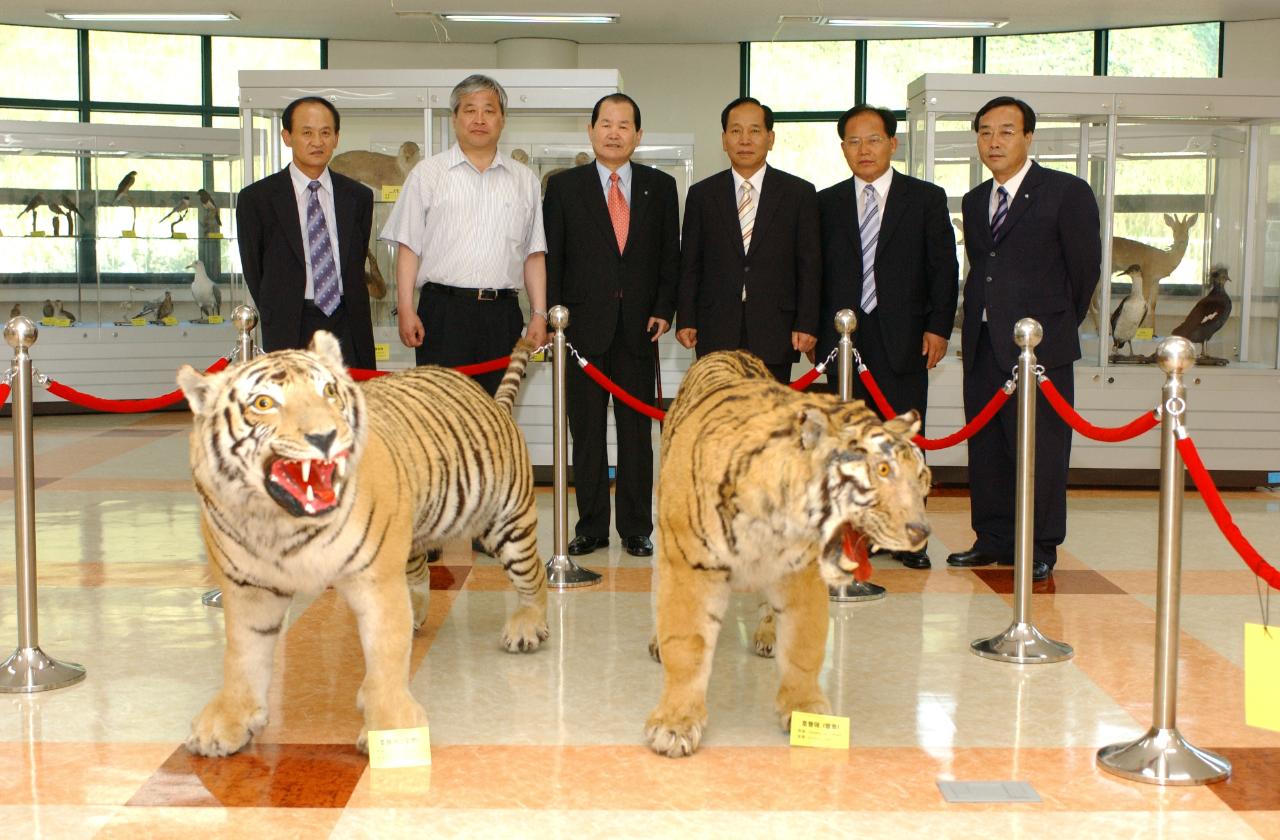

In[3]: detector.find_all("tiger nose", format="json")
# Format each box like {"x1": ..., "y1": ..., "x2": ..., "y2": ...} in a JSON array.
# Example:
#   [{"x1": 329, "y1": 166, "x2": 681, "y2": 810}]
[
  {"x1": 306, "y1": 429, "x2": 338, "y2": 457},
  {"x1": 906, "y1": 522, "x2": 930, "y2": 545}
]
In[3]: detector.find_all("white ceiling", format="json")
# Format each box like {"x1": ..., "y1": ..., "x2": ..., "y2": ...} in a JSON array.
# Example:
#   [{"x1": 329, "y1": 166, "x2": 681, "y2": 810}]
[{"x1": 5, "y1": 1, "x2": 1280, "y2": 44}]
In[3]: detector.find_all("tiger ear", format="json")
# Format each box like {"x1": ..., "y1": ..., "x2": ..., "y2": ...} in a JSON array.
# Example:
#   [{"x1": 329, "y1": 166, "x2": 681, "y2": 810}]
[
  {"x1": 308, "y1": 330, "x2": 346, "y2": 370},
  {"x1": 798, "y1": 408, "x2": 828, "y2": 450},
  {"x1": 884, "y1": 409, "x2": 921, "y2": 439},
  {"x1": 177, "y1": 364, "x2": 215, "y2": 414}
]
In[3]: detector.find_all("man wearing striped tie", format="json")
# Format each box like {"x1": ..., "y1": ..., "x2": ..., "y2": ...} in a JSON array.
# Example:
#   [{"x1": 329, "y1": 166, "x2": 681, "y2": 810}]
[
  {"x1": 816, "y1": 104, "x2": 958, "y2": 570},
  {"x1": 947, "y1": 96, "x2": 1101, "y2": 582},
  {"x1": 676, "y1": 97, "x2": 821, "y2": 383}
]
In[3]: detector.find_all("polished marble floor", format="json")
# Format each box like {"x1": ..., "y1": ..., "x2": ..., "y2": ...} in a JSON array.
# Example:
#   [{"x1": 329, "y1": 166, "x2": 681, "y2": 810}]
[{"x1": 1, "y1": 411, "x2": 1279, "y2": 838}]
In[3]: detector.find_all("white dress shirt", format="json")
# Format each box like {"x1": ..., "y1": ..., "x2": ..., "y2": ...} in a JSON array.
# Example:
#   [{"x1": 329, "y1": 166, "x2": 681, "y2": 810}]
[
  {"x1": 731, "y1": 163, "x2": 767, "y2": 203},
  {"x1": 287, "y1": 163, "x2": 341, "y2": 301},
  {"x1": 596, "y1": 160, "x2": 633, "y2": 204},
  {"x1": 988, "y1": 156, "x2": 1033, "y2": 222},
  {"x1": 854, "y1": 166, "x2": 895, "y2": 221},
  {"x1": 379, "y1": 144, "x2": 546, "y2": 290}
]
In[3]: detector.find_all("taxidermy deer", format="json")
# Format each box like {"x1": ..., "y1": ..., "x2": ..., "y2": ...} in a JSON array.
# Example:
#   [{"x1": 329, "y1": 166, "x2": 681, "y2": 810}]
[{"x1": 1111, "y1": 213, "x2": 1198, "y2": 330}]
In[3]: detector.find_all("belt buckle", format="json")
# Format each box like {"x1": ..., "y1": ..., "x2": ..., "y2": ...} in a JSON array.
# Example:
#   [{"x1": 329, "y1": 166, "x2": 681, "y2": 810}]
[{"x1": 477, "y1": 288, "x2": 498, "y2": 301}]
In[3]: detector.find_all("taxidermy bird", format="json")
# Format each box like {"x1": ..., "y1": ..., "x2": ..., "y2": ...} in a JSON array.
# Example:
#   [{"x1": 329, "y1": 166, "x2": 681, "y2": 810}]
[
  {"x1": 154, "y1": 291, "x2": 175, "y2": 322},
  {"x1": 42, "y1": 299, "x2": 54, "y2": 317},
  {"x1": 131, "y1": 292, "x2": 165, "y2": 320},
  {"x1": 60, "y1": 192, "x2": 86, "y2": 221},
  {"x1": 17, "y1": 193, "x2": 44, "y2": 219},
  {"x1": 46, "y1": 199, "x2": 69, "y2": 235},
  {"x1": 52, "y1": 300, "x2": 76, "y2": 323},
  {"x1": 1172, "y1": 266, "x2": 1233, "y2": 364},
  {"x1": 111, "y1": 171, "x2": 137, "y2": 205},
  {"x1": 197, "y1": 189, "x2": 221, "y2": 230},
  {"x1": 9, "y1": 303, "x2": 20, "y2": 318},
  {"x1": 1109, "y1": 264, "x2": 1147, "y2": 358},
  {"x1": 187, "y1": 259, "x2": 222, "y2": 317},
  {"x1": 158, "y1": 196, "x2": 190, "y2": 224}
]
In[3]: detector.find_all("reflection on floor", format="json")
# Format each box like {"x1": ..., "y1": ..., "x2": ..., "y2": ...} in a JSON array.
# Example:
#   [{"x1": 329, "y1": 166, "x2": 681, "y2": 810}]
[{"x1": 1, "y1": 411, "x2": 1278, "y2": 838}]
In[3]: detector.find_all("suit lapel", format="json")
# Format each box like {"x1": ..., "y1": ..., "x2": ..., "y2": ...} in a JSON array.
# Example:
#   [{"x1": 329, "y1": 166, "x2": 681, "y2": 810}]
[
  {"x1": 626, "y1": 164, "x2": 651, "y2": 254},
  {"x1": 994, "y1": 162, "x2": 1042, "y2": 243},
  {"x1": 835, "y1": 178, "x2": 861, "y2": 276},
  {"x1": 875, "y1": 169, "x2": 908, "y2": 259},
  {"x1": 331, "y1": 175, "x2": 355, "y2": 286},
  {"x1": 972, "y1": 180, "x2": 995, "y2": 249},
  {"x1": 581, "y1": 164, "x2": 619, "y2": 255},
  {"x1": 748, "y1": 166, "x2": 782, "y2": 256},
  {"x1": 270, "y1": 168, "x2": 306, "y2": 266},
  {"x1": 712, "y1": 170, "x2": 743, "y2": 256}
]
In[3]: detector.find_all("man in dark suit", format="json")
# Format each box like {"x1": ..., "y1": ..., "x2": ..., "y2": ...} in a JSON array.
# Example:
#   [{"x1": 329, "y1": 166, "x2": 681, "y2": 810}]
[
  {"x1": 676, "y1": 97, "x2": 820, "y2": 382},
  {"x1": 817, "y1": 104, "x2": 958, "y2": 570},
  {"x1": 945, "y1": 96, "x2": 1101, "y2": 581},
  {"x1": 545, "y1": 94, "x2": 680, "y2": 558},
  {"x1": 237, "y1": 96, "x2": 375, "y2": 369}
]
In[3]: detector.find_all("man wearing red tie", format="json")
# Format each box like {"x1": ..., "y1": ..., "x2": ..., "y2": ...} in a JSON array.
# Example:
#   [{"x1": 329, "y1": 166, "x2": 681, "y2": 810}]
[{"x1": 544, "y1": 94, "x2": 681, "y2": 558}]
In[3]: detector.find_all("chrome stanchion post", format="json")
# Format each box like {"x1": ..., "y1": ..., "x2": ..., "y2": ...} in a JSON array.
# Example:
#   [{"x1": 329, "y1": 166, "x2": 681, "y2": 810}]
[
  {"x1": 204, "y1": 305, "x2": 260, "y2": 609},
  {"x1": 0, "y1": 317, "x2": 87, "y2": 693},
  {"x1": 970, "y1": 318, "x2": 1073, "y2": 663},
  {"x1": 544, "y1": 305, "x2": 601, "y2": 589},
  {"x1": 1097, "y1": 337, "x2": 1229, "y2": 785},
  {"x1": 829, "y1": 308, "x2": 886, "y2": 603}
]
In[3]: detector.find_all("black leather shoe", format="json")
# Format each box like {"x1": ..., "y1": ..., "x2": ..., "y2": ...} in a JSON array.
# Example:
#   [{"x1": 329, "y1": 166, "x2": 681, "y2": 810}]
[
  {"x1": 567, "y1": 535, "x2": 608, "y2": 556},
  {"x1": 946, "y1": 547, "x2": 1008, "y2": 567},
  {"x1": 1032, "y1": 560, "x2": 1052, "y2": 582},
  {"x1": 623, "y1": 535, "x2": 654, "y2": 557},
  {"x1": 893, "y1": 550, "x2": 931, "y2": 570}
]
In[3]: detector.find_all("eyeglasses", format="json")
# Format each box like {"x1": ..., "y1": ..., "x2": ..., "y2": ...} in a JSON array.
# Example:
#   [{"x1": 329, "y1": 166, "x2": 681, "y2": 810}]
[
  {"x1": 843, "y1": 135, "x2": 887, "y2": 149},
  {"x1": 977, "y1": 128, "x2": 1021, "y2": 140}
]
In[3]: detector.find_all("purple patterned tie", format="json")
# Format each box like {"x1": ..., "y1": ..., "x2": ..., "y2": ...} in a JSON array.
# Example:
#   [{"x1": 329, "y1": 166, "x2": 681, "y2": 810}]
[
  {"x1": 307, "y1": 181, "x2": 340, "y2": 316},
  {"x1": 990, "y1": 185, "x2": 1009, "y2": 241}
]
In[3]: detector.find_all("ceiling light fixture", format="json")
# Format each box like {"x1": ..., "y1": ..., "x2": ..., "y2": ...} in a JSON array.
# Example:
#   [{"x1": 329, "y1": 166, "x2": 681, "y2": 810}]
[
  {"x1": 437, "y1": 13, "x2": 619, "y2": 24},
  {"x1": 820, "y1": 17, "x2": 1007, "y2": 29},
  {"x1": 48, "y1": 12, "x2": 240, "y2": 22}
]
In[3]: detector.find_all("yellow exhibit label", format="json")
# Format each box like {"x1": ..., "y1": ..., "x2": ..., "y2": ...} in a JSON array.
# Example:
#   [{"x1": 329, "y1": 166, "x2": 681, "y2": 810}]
[
  {"x1": 206, "y1": 315, "x2": 224, "y2": 324},
  {"x1": 120, "y1": 230, "x2": 137, "y2": 238},
  {"x1": 28, "y1": 231, "x2": 47, "y2": 237},
  {"x1": 130, "y1": 318, "x2": 148, "y2": 327},
  {"x1": 1245, "y1": 623, "x2": 1280, "y2": 732},
  {"x1": 381, "y1": 185, "x2": 402, "y2": 202},
  {"x1": 367, "y1": 725, "x2": 431, "y2": 769},
  {"x1": 375, "y1": 342, "x2": 391, "y2": 362},
  {"x1": 789, "y1": 711, "x2": 850, "y2": 749},
  {"x1": 207, "y1": 232, "x2": 223, "y2": 239},
  {"x1": 161, "y1": 316, "x2": 178, "y2": 326},
  {"x1": 171, "y1": 232, "x2": 188, "y2": 240},
  {"x1": 40, "y1": 317, "x2": 72, "y2": 327},
  {"x1": 1134, "y1": 327, "x2": 1154, "y2": 341}
]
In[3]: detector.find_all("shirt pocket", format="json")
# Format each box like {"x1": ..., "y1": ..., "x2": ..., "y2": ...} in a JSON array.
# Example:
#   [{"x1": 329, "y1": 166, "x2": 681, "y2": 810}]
[{"x1": 504, "y1": 198, "x2": 531, "y2": 248}]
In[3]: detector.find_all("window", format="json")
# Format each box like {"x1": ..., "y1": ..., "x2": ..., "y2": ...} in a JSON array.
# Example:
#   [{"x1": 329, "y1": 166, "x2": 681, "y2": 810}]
[
  {"x1": 768, "y1": 122, "x2": 848, "y2": 191},
  {"x1": 865, "y1": 37, "x2": 972, "y2": 110},
  {"x1": 749, "y1": 41, "x2": 857, "y2": 113},
  {"x1": 985, "y1": 31, "x2": 1095, "y2": 76},
  {"x1": 0, "y1": 24, "x2": 79, "y2": 102},
  {"x1": 212, "y1": 36, "x2": 322, "y2": 108},
  {"x1": 1108, "y1": 23, "x2": 1221, "y2": 78},
  {"x1": 89, "y1": 30, "x2": 202, "y2": 106}
]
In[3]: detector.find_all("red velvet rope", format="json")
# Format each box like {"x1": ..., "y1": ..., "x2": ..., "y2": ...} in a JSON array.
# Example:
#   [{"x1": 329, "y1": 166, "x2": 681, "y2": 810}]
[
  {"x1": 348, "y1": 354, "x2": 513, "y2": 382},
  {"x1": 44, "y1": 357, "x2": 230, "y2": 414},
  {"x1": 0, "y1": 383, "x2": 9, "y2": 406},
  {"x1": 579, "y1": 359, "x2": 666, "y2": 420},
  {"x1": 789, "y1": 366, "x2": 823, "y2": 391},
  {"x1": 858, "y1": 367, "x2": 1010, "y2": 451},
  {"x1": 1177, "y1": 435, "x2": 1280, "y2": 591},
  {"x1": 1038, "y1": 378, "x2": 1159, "y2": 442}
]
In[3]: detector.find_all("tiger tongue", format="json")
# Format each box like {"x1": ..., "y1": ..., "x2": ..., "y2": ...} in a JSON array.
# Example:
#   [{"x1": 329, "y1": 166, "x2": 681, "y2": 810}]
[
  {"x1": 274, "y1": 459, "x2": 338, "y2": 510},
  {"x1": 841, "y1": 524, "x2": 873, "y2": 582}
]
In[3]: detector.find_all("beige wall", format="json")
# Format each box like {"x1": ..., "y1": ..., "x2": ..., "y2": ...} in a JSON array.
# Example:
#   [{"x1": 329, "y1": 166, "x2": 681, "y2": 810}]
[
  {"x1": 327, "y1": 40, "x2": 496, "y2": 69},
  {"x1": 1222, "y1": 18, "x2": 1280, "y2": 79}
]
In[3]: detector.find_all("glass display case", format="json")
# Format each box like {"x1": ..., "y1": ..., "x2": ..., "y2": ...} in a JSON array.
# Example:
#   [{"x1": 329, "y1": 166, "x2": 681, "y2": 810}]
[
  {"x1": 0, "y1": 120, "x2": 244, "y2": 402},
  {"x1": 904, "y1": 74, "x2": 1280, "y2": 478}
]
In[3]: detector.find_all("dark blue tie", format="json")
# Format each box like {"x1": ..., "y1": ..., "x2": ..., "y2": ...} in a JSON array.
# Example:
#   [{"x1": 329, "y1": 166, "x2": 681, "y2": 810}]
[
  {"x1": 307, "y1": 181, "x2": 340, "y2": 316},
  {"x1": 990, "y1": 185, "x2": 1009, "y2": 241}
]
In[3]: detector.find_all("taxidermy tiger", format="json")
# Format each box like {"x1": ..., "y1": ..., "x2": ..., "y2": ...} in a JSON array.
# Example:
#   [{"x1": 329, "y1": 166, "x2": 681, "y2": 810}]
[
  {"x1": 646, "y1": 350, "x2": 929, "y2": 758},
  {"x1": 177, "y1": 331, "x2": 548, "y2": 757}
]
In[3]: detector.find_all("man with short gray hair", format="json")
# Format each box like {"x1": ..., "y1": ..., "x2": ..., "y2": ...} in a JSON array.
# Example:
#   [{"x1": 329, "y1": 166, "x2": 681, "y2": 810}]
[{"x1": 381, "y1": 73, "x2": 548, "y2": 395}]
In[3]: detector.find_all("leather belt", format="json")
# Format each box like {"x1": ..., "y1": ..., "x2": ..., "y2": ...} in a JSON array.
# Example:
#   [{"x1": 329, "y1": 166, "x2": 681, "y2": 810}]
[{"x1": 424, "y1": 281, "x2": 518, "y2": 301}]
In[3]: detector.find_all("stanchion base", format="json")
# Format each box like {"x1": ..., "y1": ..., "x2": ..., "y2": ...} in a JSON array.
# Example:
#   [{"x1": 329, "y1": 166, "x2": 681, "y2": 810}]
[
  {"x1": 971, "y1": 621, "x2": 1073, "y2": 664},
  {"x1": 0, "y1": 646, "x2": 86, "y2": 693},
  {"x1": 545, "y1": 556, "x2": 602, "y2": 589},
  {"x1": 1097, "y1": 726, "x2": 1230, "y2": 785},
  {"x1": 201, "y1": 588, "x2": 223, "y2": 608},
  {"x1": 829, "y1": 581, "x2": 886, "y2": 602}
]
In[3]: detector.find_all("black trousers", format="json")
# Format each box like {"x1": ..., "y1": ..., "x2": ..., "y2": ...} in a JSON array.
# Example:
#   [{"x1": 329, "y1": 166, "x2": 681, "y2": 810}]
[
  {"x1": 297, "y1": 299, "x2": 359, "y2": 368},
  {"x1": 828, "y1": 307, "x2": 930, "y2": 429},
  {"x1": 964, "y1": 322, "x2": 1073, "y2": 568},
  {"x1": 416, "y1": 285, "x2": 524, "y2": 396},
  {"x1": 567, "y1": 308, "x2": 655, "y2": 540}
]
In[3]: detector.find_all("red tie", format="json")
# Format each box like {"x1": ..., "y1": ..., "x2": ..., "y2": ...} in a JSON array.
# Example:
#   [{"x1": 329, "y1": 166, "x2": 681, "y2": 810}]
[{"x1": 608, "y1": 171, "x2": 629, "y2": 252}]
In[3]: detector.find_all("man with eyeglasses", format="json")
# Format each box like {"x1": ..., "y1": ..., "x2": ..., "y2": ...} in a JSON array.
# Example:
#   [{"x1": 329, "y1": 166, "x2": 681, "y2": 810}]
[
  {"x1": 945, "y1": 96, "x2": 1100, "y2": 582},
  {"x1": 816, "y1": 104, "x2": 957, "y2": 570}
]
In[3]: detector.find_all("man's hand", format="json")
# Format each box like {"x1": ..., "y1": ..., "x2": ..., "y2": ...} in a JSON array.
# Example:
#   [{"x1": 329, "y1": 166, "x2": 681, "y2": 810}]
[
  {"x1": 525, "y1": 313, "x2": 548, "y2": 347},
  {"x1": 647, "y1": 317, "x2": 670, "y2": 342},
  {"x1": 676, "y1": 327, "x2": 697, "y2": 349},
  {"x1": 922, "y1": 331, "x2": 948, "y2": 369},
  {"x1": 792, "y1": 331, "x2": 817, "y2": 353},
  {"x1": 398, "y1": 310, "x2": 425, "y2": 348}
]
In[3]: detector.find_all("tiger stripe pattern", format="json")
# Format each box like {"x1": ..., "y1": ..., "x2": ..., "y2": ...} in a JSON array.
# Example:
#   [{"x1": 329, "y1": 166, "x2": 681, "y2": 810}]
[
  {"x1": 645, "y1": 350, "x2": 930, "y2": 757},
  {"x1": 177, "y1": 331, "x2": 547, "y2": 758}
]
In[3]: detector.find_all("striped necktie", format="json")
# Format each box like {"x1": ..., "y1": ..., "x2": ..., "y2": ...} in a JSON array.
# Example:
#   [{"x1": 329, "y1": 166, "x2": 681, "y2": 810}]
[
  {"x1": 738, "y1": 181, "x2": 756, "y2": 301},
  {"x1": 859, "y1": 184, "x2": 879, "y2": 314},
  {"x1": 307, "y1": 181, "x2": 341, "y2": 316},
  {"x1": 990, "y1": 185, "x2": 1010, "y2": 241}
]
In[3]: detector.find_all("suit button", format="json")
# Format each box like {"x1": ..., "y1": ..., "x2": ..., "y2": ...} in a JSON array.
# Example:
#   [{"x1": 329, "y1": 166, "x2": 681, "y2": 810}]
[
  {"x1": 986, "y1": 276, "x2": 993, "y2": 283},
  {"x1": 744, "y1": 266, "x2": 751, "y2": 273},
  {"x1": 990, "y1": 251, "x2": 996, "y2": 257}
]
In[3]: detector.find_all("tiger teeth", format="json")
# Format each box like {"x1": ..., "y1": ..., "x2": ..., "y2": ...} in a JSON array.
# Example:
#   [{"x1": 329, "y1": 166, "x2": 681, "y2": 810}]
[
  {"x1": 301, "y1": 461, "x2": 311, "y2": 483},
  {"x1": 306, "y1": 485, "x2": 315, "y2": 502},
  {"x1": 336, "y1": 456, "x2": 346, "y2": 478},
  {"x1": 305, "y1": 503, "x2": 315, "y2": 514},
  {"x1": 334, "y1": 480, "x2": 343, "y2": 497}
]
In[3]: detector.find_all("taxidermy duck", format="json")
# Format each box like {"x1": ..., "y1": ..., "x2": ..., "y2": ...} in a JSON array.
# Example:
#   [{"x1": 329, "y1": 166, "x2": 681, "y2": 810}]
[
  {"x1": 1109, "y1": 264, "x2": 1147, "y2": 360},
  {"x1": 1171, "y1": 265, "x2": 1232, "y2": 365}
]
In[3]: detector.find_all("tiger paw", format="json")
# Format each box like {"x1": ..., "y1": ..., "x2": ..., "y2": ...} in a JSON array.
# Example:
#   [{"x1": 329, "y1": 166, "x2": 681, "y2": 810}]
[
  {"x1": 410, "y1": 589, "x2": 430, "y2": 631},
  {"x1": 752, "y1": 613, "x2": 777, "y2": 658},
  {"x1": 644, "y1": 705, "x2": 706, "y2": 758},
  {"x1": 777, "y1": 695, "x2": 832, "y2": 734},
  {"x1": 501, "y1": 605, "x2": 549, "y2": 653},
  {"x1": 356, "y1": 692, "x2": 429, "y2": 754},
  {"x1": 184, "y1": 695, "x2": 268, "y2": 757}
]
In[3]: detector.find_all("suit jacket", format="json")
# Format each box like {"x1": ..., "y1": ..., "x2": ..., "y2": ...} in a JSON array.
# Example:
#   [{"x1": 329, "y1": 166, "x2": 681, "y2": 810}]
[
  {"x1": 817, "y1": 169, "x2": 958, "y2": 372},
  {"x1": 677, "y1": 166, "x2": 821, "y2": 365},
  {"x1": 961, "y1": 162, "x2": 1100, "y2": 372},
  {"x1": 544, "y1": 161, "x2": 680, "y2": 356},
  {"x1": 236, "y1": 167, "x2": 375, "y2": 368}
]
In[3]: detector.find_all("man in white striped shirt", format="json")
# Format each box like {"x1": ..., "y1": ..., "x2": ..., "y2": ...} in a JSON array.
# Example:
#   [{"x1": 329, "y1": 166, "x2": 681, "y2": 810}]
[{"x1": 381, "y1": 74, "x2": 549, "y2": 395}]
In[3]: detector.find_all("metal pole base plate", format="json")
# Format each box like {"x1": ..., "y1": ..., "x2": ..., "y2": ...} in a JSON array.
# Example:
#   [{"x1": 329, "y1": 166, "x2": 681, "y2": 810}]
[
  {"x1": 971, "y1": 621, "x2": 1073, "y2": 664},
  {"x1": 0, "y1": 646, "x2": 87, "y2": 693},
  {"x1": 545, "y1": 556, "x2": 602, "y2": 589},
  {"x1": 1098, "y1": 726, "x2": 1230, "y2": 785},
  {"x1": 201, "y1": 588, "x2": 223, "y2": 608},
  {"x1": 829, "y1": 581, "x2": 886, "y2": 602}
]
